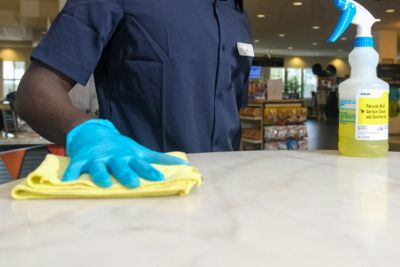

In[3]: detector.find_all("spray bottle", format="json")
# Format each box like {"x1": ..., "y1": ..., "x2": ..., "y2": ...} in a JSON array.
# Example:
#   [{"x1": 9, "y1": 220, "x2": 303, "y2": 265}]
[{"x1": 328, "y1": 0, "x2": 389, "y2": 157}]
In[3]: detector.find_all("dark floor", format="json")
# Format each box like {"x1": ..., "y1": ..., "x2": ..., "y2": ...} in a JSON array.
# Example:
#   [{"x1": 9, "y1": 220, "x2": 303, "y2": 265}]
[
  {"x1": 307, "y1": 118, "x2": 400, "y2": 151},
  {"x1": 306, "y1": 119, "x2": 338, "y2": 150}
]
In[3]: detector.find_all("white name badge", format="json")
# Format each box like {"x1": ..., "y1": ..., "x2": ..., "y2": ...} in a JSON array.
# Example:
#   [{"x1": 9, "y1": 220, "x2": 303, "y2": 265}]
[{"x1": 237, "y1": 42, "x2": 254, "y2": 57}]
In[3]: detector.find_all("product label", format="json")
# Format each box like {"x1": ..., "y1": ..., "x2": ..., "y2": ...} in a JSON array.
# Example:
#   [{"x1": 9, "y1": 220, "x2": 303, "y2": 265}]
[
  {"x1": 339, "y1": 99, "x2": 356, "y2": 124},
  {"x1": 356, "y1": 89, "x2": 389, "y2": 141}
]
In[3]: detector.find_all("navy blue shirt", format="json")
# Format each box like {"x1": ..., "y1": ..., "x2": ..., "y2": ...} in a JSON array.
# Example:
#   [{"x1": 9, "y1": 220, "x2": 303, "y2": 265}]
[{"x1": 32, "y1": 0, "x2": 253, "y2": 153}]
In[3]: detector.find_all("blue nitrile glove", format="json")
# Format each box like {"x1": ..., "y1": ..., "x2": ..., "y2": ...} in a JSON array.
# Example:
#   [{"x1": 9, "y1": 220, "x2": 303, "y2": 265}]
[{"x1": 62, "y1": 119, "x2": 189, "y2": 188}]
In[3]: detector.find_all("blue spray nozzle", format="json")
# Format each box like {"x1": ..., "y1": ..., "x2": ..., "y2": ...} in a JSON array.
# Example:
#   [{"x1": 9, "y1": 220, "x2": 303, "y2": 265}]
[
  {"x1": 328, "y1": 1, "x2": 356, "y2": 43},
  {"x1": 334, "y1": 0, "x2": 348, "y2": 9},
  {"x1": 328, "y1": 0, "x2": 379, "y2": 45}
]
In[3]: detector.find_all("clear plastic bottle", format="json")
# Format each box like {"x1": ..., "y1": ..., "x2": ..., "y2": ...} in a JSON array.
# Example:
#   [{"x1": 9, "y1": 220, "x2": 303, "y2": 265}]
[
  {"x1": 338, "y1": 45, "x2": 389, "y2": 157},
  {"x1": 328, "y1": 0, "x2": 389, "y2": 157}
]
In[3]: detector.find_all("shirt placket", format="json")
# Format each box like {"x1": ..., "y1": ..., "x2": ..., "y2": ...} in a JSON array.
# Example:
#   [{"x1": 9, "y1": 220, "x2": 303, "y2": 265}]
[{"x1": 211, "y1": 0, "x2": 229, "y2": 151}]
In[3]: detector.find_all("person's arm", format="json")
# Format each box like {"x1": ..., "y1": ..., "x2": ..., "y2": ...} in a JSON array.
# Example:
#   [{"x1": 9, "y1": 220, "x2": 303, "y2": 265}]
[
  {"x1": 15, "y1": 60, "x2": 188, "y2": 189},
  {"x1": 14, "y1": 60, "x2": 93, "y2": 145}
]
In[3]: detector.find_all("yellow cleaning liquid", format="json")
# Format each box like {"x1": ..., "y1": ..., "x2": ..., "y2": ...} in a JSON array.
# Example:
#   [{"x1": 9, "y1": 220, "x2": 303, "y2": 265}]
[
  {"x1": 338, "y1": 46, "x2": 389, "y2": 157},
  {"x1": 339, "y1": 120, "x2": 388, "y2": 158}
]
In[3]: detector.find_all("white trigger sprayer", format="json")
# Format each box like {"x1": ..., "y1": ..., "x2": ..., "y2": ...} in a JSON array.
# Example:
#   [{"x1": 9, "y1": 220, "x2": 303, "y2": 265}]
[
  {"x1": 328, "y1": 0, "x2": 380, "y2": 43},
  {"x1": 328, "y1": 0, "x2": 389, "y2": 157}
]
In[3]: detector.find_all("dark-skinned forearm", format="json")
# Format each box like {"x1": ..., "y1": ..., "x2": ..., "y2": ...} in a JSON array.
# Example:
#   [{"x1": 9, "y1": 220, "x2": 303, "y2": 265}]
[{"x1": 14, "y1": 61, "x2": 93, "y2": 145}]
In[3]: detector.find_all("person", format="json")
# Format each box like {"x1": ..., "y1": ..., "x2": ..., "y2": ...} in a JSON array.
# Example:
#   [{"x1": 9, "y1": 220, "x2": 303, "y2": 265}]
[
  {"x1": 14, "y1": 0, "x2": 252, "y2": 188},
  {"x1": 311, "y1": 91, "x2": 317, "y2": 118},
  {"x1": 316, "y1": 82, "x2": 329, "y2": 121}
]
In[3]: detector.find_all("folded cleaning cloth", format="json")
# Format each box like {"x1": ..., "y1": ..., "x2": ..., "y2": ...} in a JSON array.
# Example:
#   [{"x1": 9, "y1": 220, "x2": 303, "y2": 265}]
[{"x1": 11, "y1": 152, "x2": 202, "y2": 200}]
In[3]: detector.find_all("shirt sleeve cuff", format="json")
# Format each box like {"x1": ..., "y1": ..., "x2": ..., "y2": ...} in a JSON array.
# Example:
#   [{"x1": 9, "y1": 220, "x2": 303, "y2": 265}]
[{"x1": 31, "y1": 47, "x2": 92, "y2": 86}]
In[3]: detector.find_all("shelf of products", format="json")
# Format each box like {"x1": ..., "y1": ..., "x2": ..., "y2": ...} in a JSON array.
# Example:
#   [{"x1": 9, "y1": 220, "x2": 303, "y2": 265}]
[
  {"x1": 240, "y1": 106, "x2": 264, "y2": 149},
  {"x1": 242, "y1": 128, "x2": 263, "y2": 142},
  {"x1": 239, "y1": 107, "x2": 263, "y2": 118},
  {"x1": 240, "y1": 116, "x2": 263, "y2": 121},
  {"x1": 240, "y1": 100, "x2": 308, "y2": 151},
  {"x1": 241, "y1": 138, "x2": 263, "y2": 145},
  {"x1": 379, "y1": 64, "x2": 400, "y2": 134},
  {"x1": 263, "y1": 106, "x2": 308, "y2": 150},
  {"x1": 378, "y1": 64, "x2": 400, "y2": 85},
  {"x1": 264, "y1": 125, "x2": 308, "y2": 150}
]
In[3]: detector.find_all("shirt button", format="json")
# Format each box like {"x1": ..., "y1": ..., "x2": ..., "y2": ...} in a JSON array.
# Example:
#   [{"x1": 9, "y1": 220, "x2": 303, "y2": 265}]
[
  {"x1": 221, "y1": 44, "x2": 226, "y2": 51},
  {"x1": 217, "y1": 92, "x2": 223, "y2": 99}
]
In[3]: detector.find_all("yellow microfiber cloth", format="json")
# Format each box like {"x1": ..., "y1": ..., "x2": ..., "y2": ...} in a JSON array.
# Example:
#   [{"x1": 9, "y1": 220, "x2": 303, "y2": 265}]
[{"x1": 11, "y1": 152, "x2": 202, "y2": 200}]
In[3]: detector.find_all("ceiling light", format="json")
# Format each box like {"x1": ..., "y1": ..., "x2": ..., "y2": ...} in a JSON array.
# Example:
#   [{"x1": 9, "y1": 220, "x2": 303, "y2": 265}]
[
  {"x1": 257, "y1": 14, "x2": 266, "y2": 18},
  {"x1": 288, "y1": 47, "x2": 294, "y2": 50},
  {"x1": 386, "y1": 9, "x2": 395, "y2": 13},
  {"x1": 254, "y1": 39, "x2": 260, "y2": 43},
  {"x1": 312, "y1": 42, "x2": 318, "y2": 46},
  {"x1": 312, "y1": 26, "x2": 320, "y2": 30},
  {"x1": 278, "y1": 33, "x2": 286, "y2": 37},
  {"x1": 340, "y1": 37, "x2": 347, "y2": 41},
  {"x1": 293, "y1": 2, "x2": 303, "y2": 6}
]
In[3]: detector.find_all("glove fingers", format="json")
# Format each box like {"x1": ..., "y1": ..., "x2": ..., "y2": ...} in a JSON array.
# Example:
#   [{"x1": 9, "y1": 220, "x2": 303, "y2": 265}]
[
  {"x1": 62, "y1": 161, "x2": 85, "y2": 182},
  {"x1": 108, "y1": 157, "x2": 140, "y2": 188},
  {"x1": 129, "y1": 157, "x2": 165, "y2": 182},
  {"x1": 144, "y1": 152, "x2": 189, "y2": 166},
  {"x1": 88, "y1": 160, "x2": 112, "y2": 188}
]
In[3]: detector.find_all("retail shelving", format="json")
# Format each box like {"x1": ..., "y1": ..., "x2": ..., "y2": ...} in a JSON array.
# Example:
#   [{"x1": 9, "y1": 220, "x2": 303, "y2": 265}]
[{"x1": 240, "y1": 99, "x2": 306, "y2": 151}]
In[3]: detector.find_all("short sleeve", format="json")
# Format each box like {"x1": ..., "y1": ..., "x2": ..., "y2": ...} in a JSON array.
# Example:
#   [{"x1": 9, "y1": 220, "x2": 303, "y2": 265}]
[{"x1": 31, "y1": 0, "x2": 124, "y2": 85}]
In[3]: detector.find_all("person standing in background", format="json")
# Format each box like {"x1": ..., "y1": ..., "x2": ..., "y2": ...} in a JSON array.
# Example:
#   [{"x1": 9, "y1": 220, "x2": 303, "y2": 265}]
[{"x1": 316, "y1": 80, "x2": 330, "y2": 121}]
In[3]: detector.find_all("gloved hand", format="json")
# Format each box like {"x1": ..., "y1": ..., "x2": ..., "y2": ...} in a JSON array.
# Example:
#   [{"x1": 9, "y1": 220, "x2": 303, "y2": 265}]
[{"x1": 62, "y1": 119, "x2": 188, "y2": 188}]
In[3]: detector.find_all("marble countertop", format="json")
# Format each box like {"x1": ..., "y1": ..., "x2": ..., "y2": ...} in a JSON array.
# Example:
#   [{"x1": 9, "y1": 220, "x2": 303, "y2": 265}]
[{"x1": 1, "y1": 150, "x2": 400, "y2": 266}]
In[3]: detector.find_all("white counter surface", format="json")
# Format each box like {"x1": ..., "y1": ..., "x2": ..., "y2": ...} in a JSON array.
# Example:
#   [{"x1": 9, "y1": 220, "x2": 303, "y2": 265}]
[{"x1": 1, "y1": 150, "x2": 400, "y2": 267}]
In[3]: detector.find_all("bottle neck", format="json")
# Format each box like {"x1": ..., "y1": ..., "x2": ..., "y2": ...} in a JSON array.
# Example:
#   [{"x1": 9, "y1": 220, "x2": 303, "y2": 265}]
[{"x1": 349, "y1": 46, "x2": 378, "y2": 78}]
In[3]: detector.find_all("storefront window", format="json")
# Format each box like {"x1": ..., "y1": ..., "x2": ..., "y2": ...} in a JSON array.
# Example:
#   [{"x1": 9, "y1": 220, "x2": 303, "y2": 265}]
[
  {"x1": 266, "y1": 67, "x2": 319, "y2": 99},
  {"x1": 270, "y1": 68, "x2": 285, "y2": 82},
  {"x1": 2, "y1": 61, "x2": 25, "y2": 97},
  {"x1": 286, "y1": 68, "x2": 302, "y2": 97},
  {"x1": 303, "y1": 68, "x2": 317, "y2": 99}
]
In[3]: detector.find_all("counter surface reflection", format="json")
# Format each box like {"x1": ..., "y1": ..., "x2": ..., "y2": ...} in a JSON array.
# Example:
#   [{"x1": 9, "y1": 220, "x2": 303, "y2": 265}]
[{"x1": 0, "y1": 151, "x2": 399, "y2": 266}]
